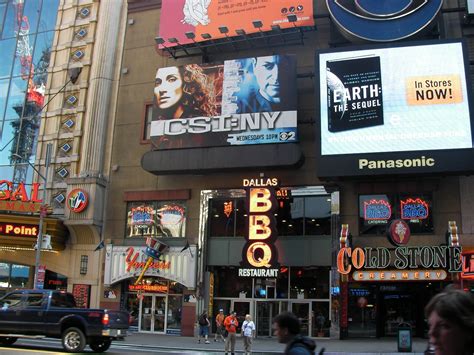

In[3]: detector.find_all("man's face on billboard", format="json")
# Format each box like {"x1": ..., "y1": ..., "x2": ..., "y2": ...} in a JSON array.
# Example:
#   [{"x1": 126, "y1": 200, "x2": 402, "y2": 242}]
[
  {"x1": 154, "y1": 66, "x2": 183, "y2": 109},
  {"x1": 253, "y1": 56, "x2": 280, "y2": 104}
]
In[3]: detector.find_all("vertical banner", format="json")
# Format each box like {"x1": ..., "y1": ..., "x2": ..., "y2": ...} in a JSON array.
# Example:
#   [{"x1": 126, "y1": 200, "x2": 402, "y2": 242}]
[{"x1": 36, "y1": 265, "x2": 46, "y2": 289}]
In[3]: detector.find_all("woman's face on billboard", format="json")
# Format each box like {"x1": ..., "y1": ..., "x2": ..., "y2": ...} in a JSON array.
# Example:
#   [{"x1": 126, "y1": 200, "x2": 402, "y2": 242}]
[{"x1": 154, "y1": 67, "x2": 183, "y2": 109}]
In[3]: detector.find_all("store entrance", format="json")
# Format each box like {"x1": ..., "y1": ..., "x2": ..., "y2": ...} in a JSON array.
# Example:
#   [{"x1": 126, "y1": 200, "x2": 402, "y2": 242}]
[
  {"x1": 256, "y1": 301, "x2": 280, "y2": 337},
  {"x1": 139, "y1": 294, "x2": 167, "y2": 333},
  {"x1": 291, "y1": 302, "x2": 311, "y2": 336}
]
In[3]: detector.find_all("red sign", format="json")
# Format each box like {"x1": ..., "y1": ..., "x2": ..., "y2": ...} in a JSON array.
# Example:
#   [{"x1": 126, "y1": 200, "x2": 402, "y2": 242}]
[
  {"x1": 388, "y1": 219, "x2": 410, "y2": 246},
  {"x1": 72, "y1": 284, "x2": 91, "y2": 308},
  {"x1": 67, "y1": 189, "x2": 88, "y2": 213},
  {"x1": 461, "y1": 251, "x2": 474, "y2": 280},
  {"x1": 129, "y1": 284, "x2": 168, "y2": 293},
  {"x1": 125, "y1": 247, "x2": 171, "y2": 272},
  {"x1": 0, "y1": 181, "x2": 42, "y2": 202},
  {"x1": 37, "y1": 265, "x2": 46, "y2": 289},
  {"x1": 0, "y1": 222, "x2": 39, "y2": 237}
]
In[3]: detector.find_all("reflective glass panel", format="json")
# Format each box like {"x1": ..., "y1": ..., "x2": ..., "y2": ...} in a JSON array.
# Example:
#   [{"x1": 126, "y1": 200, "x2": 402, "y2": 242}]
[
  {"x1": 10, "y1": 264, "x2": 30, "y2": 288},
  {"x1": 304, "y1": 196, "x2": 331, "y2": 236},
  {"x1": 39, "y1": 0, "x2": 59, "y2": 32},
  {"x1": 0, "y1": 263, "x2": 10, "y2": 288},
  {"x1": 5, "y1": 76, "x2": 27, "y2": 120},
  {"x1": 22, "y1": 0, "x2": 41, "y2": 34},
  {"x1": 0, "y1": 38, "x2": 16, "y2": 78},
  {"x1": 167, "y1": 295, "x2": 182, "y2": 331},
  {"x1": 290, "y1": 267, "x2": 329, "y2": 299},
  {"x1": 2, "y1": 2, "x2": 18, "y2": 39}
]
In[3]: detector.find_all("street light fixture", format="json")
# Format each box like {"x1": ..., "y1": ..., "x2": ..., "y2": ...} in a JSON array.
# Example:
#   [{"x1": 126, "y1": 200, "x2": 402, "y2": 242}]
[{"x1": 13, "y1": 143, "x2": 52, "y2": 289}]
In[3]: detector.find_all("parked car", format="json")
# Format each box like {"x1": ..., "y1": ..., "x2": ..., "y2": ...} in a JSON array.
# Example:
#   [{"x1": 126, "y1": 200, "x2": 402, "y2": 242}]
[{"x1": 0, "y1": 289, "x2": 129, "y2": 352}]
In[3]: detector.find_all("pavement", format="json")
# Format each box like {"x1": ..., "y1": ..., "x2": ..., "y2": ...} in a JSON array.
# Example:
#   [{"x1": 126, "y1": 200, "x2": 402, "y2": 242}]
[{"x1": 120, "y1": 332, "x2": 429, "y2": 354}]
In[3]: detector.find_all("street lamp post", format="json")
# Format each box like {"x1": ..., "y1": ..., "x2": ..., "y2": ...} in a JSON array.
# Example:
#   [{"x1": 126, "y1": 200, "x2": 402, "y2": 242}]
[{"x1": 33, "y1": 142, "x2": 52, "y2": 289}]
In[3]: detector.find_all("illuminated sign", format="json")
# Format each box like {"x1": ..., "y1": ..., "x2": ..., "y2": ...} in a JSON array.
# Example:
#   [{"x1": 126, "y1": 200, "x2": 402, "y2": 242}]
[
  {"x1": 0, "y1": 181, "x2": 42, "y2": 202},
  {"x1": 67, "y1": 189, "x2": 88, "y2": 213},
  {"x1": 326, "y1": 0, "x2": 442, "y2": 42},
  {"x1": 150, "y1": 55, "x2": 297, "y2": 150},
  {"x1": 401, "y1": 198, "x2": 429, "y2": 220},
  {"x1": 125, "y1": 247, "x2": 171, "y2": 272},
  {"x1": 130, "y1": 206, "x2": 155, "y2": 227},
  {"x1": 158, "y1": 0, "x2": 314, "y2": 49},
  {"x1": 0, "y1": 201, "x2": 43, "y2": 213},
  {"x1": 364, "y1": 199, "x2": 391, "y2": 222},
  {"x1": 461, "y1": 251, "x2": 474, "y2": 280},
  {"x1": 337, "y1": 246, "x2": 462, "y2": 279},
  {"x1": 239, "y1": 177, "x2": 279, "y2": 277},
  {"x1": 387, "y1": 219, "x2": 410, "y2": 246},
  {"x1": 317, "y1": 40, "x2": 474, "y2": 177},
  {"x1": 353, "y1": 270, "x2": 447, "y2": 282},
  {"x1": 0, "y1": 222, "x2": 38, "y2": 237},
  {"x1": 128, "y1": 284, "x2": 168, "y2": 293}
]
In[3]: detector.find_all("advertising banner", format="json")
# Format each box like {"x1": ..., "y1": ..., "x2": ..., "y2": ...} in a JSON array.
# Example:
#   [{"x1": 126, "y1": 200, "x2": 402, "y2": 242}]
[
  {"x1": 158, "y1": 0, "x2": 314, "y2": 48},
  {"x1": 317, "y1": 40, "x2": 474, "y2": 177},
  {"x1": 150, "y1": 54, "x2": 298, "y2": 149}
]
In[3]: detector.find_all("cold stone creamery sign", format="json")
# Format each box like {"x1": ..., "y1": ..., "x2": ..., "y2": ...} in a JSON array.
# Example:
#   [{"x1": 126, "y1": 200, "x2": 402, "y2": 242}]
[
  {"x1": 239, "y1": 178, "x2": 279, "y2": 277},
  {"x1": 337, "y1": 246, "x2": 462, "y2": 281}
]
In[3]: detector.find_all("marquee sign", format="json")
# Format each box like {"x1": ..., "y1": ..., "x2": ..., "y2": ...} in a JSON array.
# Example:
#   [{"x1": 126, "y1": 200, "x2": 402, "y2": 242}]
[
  {"x1": 0, "y1": 222, "x2": 38, "y2": 237},
  {"x1": 337, "y1": 245, "x2": 462, "y2": 282},
  {"x1": 239, "y1": 178, "x2": 279, "y2": 277},
  {"x1": 461, "y1": 251, "x2": 474, "y2": 280},
  {"x1": 0, "y1": 181, "x2": 42, "y2": 202}
]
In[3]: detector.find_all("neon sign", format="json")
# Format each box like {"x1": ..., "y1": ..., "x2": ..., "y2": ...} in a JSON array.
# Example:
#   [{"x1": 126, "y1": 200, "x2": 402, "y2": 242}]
[
  {"x1": 238, "y1": 178, "x2": 279, "y2": 277},
  {"x1": 0, "y1": 222, "x2": 38, "y2": 237},
  {"x1": 461, "y1": 251, "x2": 474, "y2": 280},
  {"x1": 130, "y1": 206, "x2": 155, "y2": 227},
  {"x1": 401, "y1": 198, "x2": 429, "y2": 220},
  {"x1": 364, "y1": 199, "x2": 391, "y2": 222},
  {"x1": 223, "y1": 201, "x2": 233, "y2": 218}
]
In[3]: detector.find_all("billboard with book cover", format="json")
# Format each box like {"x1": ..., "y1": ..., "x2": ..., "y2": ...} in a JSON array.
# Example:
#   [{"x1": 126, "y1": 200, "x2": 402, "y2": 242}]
[
  {"x1": 316, "y1": 40, "x2": 474, "y2": 177},
  {"x1": 150, "y1": 54, "x2": 297, "y2": 150}
]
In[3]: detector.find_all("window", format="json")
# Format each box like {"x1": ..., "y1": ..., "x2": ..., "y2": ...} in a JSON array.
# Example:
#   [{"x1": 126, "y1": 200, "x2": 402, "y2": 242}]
[
  {"x1": 25, "y1": 292, "x2": 44, "y2": 307},
  {"x1": 0, "y1": 262, "x2": 31, "y2": 289},
  {"x1": 142, "y1": 103, "x2": 153, "y2": 142},
  {"x1": 51, "y1": 292, "x2": 76, "y2": 308},
  {"x1": 126, "y1": 201, "x2": 186, "y2": 238},
  {"x1": 0, "y1": 292, "x2": 23, "y2": 310},
  {"x1": 359, "y1": 194, "x2": 433, "y2": 235},
  {"x1": 208, "y1": 191, "x2": 332, "y2": 237}
]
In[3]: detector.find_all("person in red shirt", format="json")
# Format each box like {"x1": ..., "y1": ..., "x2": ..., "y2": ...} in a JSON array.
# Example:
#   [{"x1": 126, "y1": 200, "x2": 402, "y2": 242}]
[{"x1": 224, "y1": 311, "x2": 239, "y2": 355}]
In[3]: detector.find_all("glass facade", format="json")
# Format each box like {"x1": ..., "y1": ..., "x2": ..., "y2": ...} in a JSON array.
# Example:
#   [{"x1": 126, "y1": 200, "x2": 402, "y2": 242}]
[{"x1": 0, "y1": 0, "x2": 59, "y2": 185}]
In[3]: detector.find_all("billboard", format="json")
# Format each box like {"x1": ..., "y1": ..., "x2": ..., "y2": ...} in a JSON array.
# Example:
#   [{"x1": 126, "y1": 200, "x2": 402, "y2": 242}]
[
  {"x1": 150, "y1": 54, "x2": 298, "y2": 149},
  {"x1": 316, "y1": 40, "x2": 474, "y2": 177},
  {"x1": 158, "y1": 0, "x2": 314, "y2": 48}
]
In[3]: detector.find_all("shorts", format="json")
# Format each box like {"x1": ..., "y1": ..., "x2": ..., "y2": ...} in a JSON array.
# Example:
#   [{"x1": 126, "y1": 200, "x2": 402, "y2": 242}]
[
  {"x1": 216, "y1": 325, "x2": 225, "y2": 335},
  {"x1": 199, "y1": 325, "x2": 209, "y2": 336}
]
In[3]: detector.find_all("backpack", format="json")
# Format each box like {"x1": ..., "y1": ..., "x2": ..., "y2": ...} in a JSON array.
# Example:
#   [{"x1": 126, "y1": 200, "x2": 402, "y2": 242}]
[{"x1": 199, "y1": 314, "x2": 207, "y2": 326}]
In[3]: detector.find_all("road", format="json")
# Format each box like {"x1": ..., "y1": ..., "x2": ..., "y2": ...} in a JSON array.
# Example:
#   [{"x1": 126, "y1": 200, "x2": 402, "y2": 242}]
[{"x1": 0, "y1": 339, "x2": 222, "y2": 354}]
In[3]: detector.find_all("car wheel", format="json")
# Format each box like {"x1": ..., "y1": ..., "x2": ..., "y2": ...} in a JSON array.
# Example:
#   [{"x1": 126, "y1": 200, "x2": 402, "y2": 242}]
[
  {"x1": 89, "y1": 338, "x2": 112, "y2": 353},
  {"x1": 0, "y1": 337, "x2": 17, "y2": 346},
  {"x1": 62, "y1": 327, "x2": 86, "y2": 353}
]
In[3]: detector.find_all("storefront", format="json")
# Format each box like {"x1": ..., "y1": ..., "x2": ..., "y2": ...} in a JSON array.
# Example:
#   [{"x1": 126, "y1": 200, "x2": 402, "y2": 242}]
[
  {"x1": 201, "y1": 185, "x2": 337, "y2": 338},
  {"x1": 104, "y1": 244, "x2": 197, "y2": 335},
  {"x1": 0, "y1": 212, "x2": 68, "y2": 295}
]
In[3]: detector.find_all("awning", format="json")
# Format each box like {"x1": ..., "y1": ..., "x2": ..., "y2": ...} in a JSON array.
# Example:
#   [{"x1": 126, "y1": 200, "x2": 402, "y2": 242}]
[{"x1": 104, "y1": 244, "x2": 197, "y2": 289}]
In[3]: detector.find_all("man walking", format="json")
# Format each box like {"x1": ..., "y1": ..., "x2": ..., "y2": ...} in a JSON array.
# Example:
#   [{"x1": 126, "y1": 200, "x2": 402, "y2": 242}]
[
  {"x1": 214, "y1": 308, "x2": 226, "y2": 342},
  {"x1": 224, "y1": 310, "x2": 239, "y2": 355},
  {"x1": 272, "y1": 312, "x2": 319, "y2": 355}
]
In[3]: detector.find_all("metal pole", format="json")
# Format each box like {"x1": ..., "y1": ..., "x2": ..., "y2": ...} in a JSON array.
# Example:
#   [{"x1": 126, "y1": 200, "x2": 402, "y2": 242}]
[{"x1": 33, "y1": 143, "x2": 52, "y2": 289}]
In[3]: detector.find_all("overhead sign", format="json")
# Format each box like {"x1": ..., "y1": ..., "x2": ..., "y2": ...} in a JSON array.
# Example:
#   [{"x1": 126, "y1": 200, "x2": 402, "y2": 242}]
[
  {"x1": 0, "y1": 222, "x2": 38, "y2": 237},
  {"x1": 150, "y1": 54, "x2": 297, "y2": 149},
  {"x1": 317, "y1": 40, "x2": 474, "y2": 177},
  {"x1": 158, "y1": 0, "x2": 314, "y2": 49},
  {"x1": 0, "y1": 181, "x2": 42, "y2": 202},
  {"x1": 239, "y1": 177, "x2": 279, "y2": 278},
  {"x1": 461, "y1": 251, "x2": 474, "y2": 280},
  {"x1": 326, "y1": 0, "x2": 442, "y2": 42}
]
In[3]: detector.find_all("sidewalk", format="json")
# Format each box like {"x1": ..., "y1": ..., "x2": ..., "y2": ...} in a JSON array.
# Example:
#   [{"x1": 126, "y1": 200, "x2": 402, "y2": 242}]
[{"x1": 121, "y1": 332, "x2": 428, "y2": 354}]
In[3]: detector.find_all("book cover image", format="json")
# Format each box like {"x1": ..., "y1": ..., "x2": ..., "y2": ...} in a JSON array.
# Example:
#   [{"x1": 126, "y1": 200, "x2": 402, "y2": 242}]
[{"x1": 326, "y1": 56, "x2": 384, "y2": 133}]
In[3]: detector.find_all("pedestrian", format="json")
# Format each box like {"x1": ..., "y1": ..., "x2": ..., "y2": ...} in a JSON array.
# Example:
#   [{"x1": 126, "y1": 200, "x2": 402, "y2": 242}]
[
  {"x1": 197, "y1": 310, "x2": 210, "y2": 344},
  {"x1": 224, "y1": 310, "x2": 239, "y2": 355},
  {"x1": 241, "y1": 314, "x2": 256, "y2": 355},
  {"x1": 272, "y1": 311, "x2": 319, "y2": 355},
  {"x1": 425, "y1": 285, "x2": 474, "y2": 355},
  {"x1": 214, "y1": 308, "x2": 226, "y2": 342}
]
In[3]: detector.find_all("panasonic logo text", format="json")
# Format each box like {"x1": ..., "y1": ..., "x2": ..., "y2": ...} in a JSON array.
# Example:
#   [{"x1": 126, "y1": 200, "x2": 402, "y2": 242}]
[{"x1": 359, "y1": 156, "x2": 435, "y2": 170}]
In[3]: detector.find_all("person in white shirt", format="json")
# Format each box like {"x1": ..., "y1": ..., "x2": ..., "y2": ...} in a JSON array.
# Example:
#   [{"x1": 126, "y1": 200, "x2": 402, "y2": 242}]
[{"x1": 241, "y1": 314, "x2": 256, "y2": 355}]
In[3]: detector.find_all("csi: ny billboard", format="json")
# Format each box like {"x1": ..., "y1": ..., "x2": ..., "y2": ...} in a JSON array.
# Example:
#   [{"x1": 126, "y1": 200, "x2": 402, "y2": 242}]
[{"x1": 150, "y1": 55, "x2": 297, "y2": 150}]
